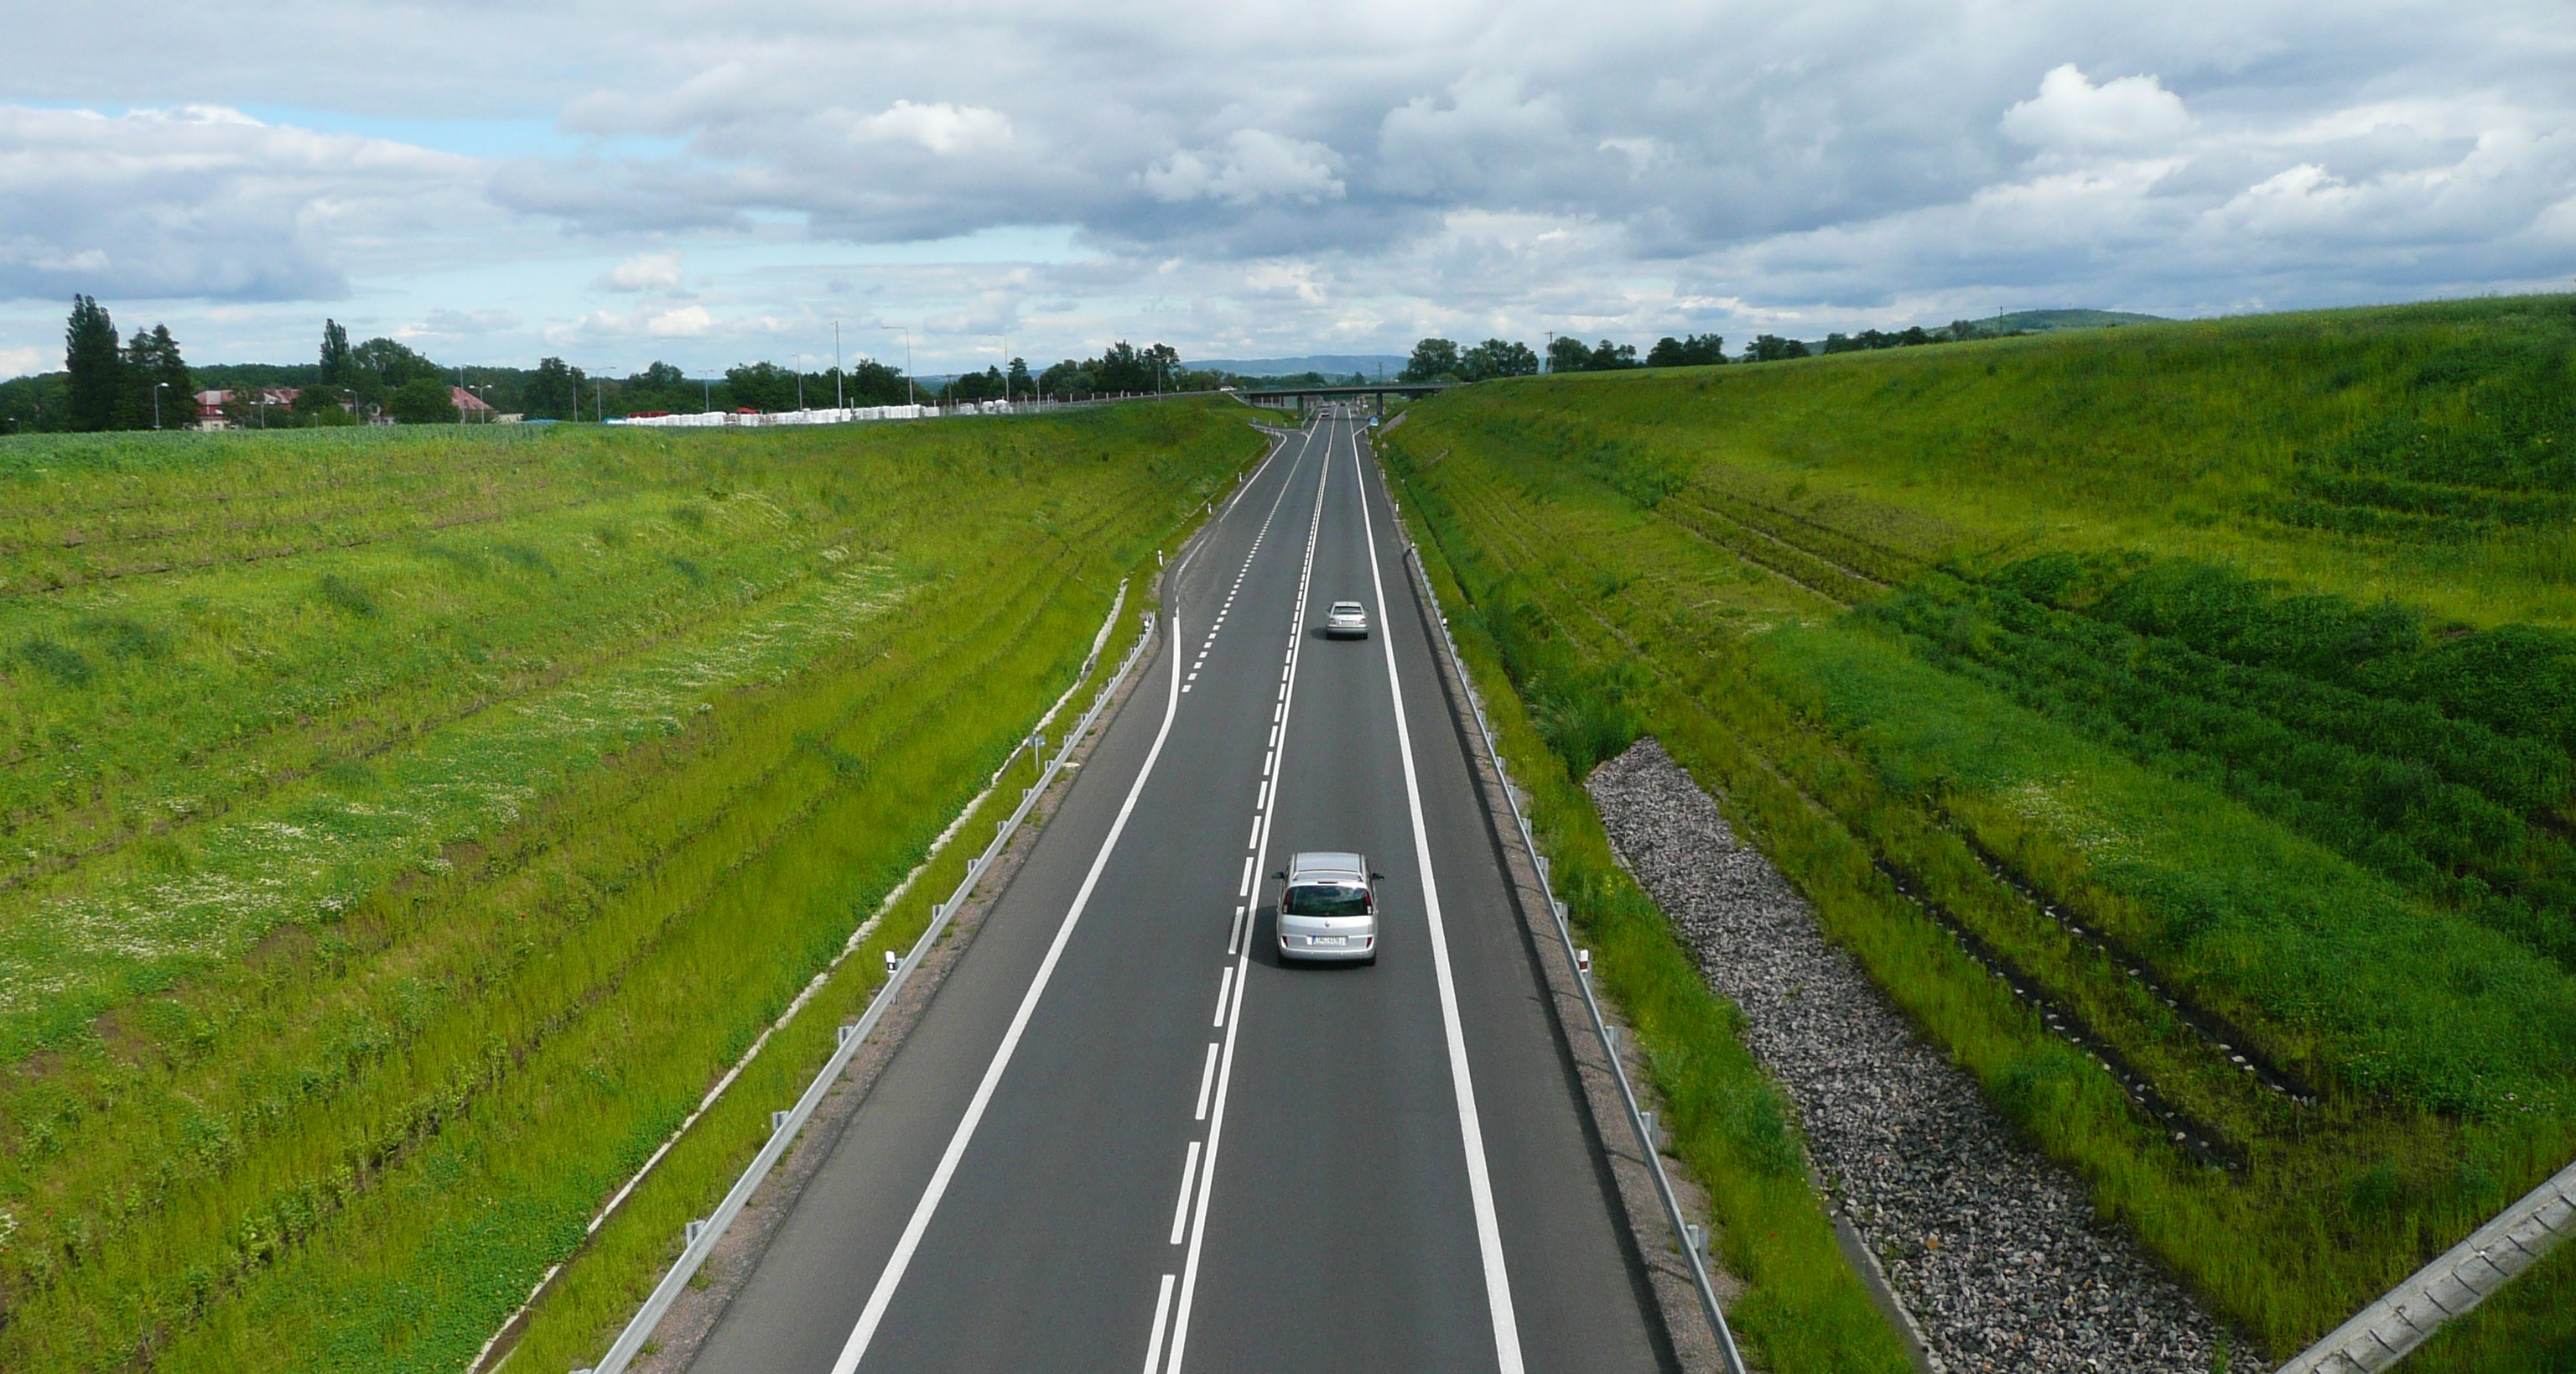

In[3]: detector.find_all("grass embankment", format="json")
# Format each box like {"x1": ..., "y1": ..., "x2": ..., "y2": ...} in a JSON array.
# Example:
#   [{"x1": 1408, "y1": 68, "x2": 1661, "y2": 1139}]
[
  {"x1": 1380, "y1": 294, "x2": 2576, "y2": 1368},
  {"x1": 0, "y1": 403, "x2": 1260, "y2": 1371}
]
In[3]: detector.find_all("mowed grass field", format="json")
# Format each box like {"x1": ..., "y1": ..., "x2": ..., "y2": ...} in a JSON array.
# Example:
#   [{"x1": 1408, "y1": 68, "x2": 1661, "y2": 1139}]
[
  {"x1": 0, "y1": 403, "x2": 1262, "y2": 1371},
  {"x1": 1381, "y1": 295, "x2": 2576, "y2": 1371}
]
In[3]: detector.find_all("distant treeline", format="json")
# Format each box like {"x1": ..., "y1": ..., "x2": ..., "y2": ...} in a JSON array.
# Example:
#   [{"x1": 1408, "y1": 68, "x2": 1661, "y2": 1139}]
[
  {"x1": 1398, "y1": 317, "x2": 2033, "y2": 383},
  {"x1": 1, "y1": 298, "x2": 1259, "y2": 434}
]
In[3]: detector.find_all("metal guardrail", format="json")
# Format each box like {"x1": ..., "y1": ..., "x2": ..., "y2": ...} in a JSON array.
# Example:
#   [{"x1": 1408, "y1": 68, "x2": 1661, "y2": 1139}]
[
  {"x1": 578, "y1": 601, "x2": 1161, "y2": 1374},
  {"x1": 1401, "y1": 535, "x2": 1751, "y2": 1374}
]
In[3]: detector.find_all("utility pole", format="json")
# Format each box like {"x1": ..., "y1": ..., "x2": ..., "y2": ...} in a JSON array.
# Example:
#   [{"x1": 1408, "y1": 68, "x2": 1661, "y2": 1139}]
[
  {"x1": 834, "y1": 321, "x2": 844, "y2": 409},
  {"x1": 993, "y1": 334, "x2": 1009, "y2": 407},
  {"x1": 703, "y1": 371, "x2": 713, "y2": 414},
  {"x1": 796, "y1": 354, "x2": 806, "y2": 412},
  {"x1": 456, "y1": 365, "x2": 467, "y2": 424}
]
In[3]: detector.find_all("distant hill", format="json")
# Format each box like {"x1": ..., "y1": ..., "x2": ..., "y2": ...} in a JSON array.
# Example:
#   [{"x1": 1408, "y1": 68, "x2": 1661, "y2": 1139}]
[
  {"x1": 1987, "y1": 309, "x2": 2168, "y2": 333},
  {"x1": 1187, "y1": 355, "x2": 1409, "y2": 379}
]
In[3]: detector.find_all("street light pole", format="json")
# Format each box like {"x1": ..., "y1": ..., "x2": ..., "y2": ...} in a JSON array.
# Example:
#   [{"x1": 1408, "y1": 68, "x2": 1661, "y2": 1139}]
[
  {"x1": 834, "y1": 321, "x2": 844, "y2": 409},
  {"x1": 993, "y1": 334, "x2": 1009, "y2": 407},
  {"x1": 153, "y1": 381, "x2": 168, "y2": 429},
  {"x1": 880, "y1": 325, "x2": 911, "y2": 407}
]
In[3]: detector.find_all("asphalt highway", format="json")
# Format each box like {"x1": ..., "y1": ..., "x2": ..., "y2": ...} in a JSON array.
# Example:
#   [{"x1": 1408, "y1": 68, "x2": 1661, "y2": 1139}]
[{"x1": 686, "y1": 412, "x2": 1671, "y2": 1373}]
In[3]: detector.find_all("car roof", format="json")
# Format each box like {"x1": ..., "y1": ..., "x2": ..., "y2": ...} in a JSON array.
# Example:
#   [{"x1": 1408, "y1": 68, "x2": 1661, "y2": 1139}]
[
  {"x1": 1330, "y1": 601, "x2": 1363, "y2": 611},
  {"x1": 1287, "y1": 851, "x2": 1366, "y2": 880}
]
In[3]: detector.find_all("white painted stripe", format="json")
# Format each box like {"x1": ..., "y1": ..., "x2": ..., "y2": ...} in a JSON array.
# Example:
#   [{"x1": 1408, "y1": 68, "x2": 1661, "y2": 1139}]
[
  {"x1": 1169, "y1": 1141, "x2": 1203, "y2": 1244},
  {"x1": 1263, "y1": 750, "x2": 1274, "y2": 777},
  {"x1": 1348, "y1": 423, "x2": 1524, "y2": 1371},
  {"x1": 1140, "y1": 1275, "x2": 1176, "y2": 1374},
  {"x1": 834, "y1": 418, "x2": 1322, "y2": 1374},
  {"x1": 1166, "y1": 414, "x2": 1332, "y2": 1374},
  {"x1": 1228, "y1": 904, "x2": 1248, "y2": 955},
  {"x1": 1238, "y1": 855, "x2": 1254, "y2": 897},
  {"x1": 1212, "y1": 965, "x2": 1233, "y2": 1027},
  {"x1": 826, "y1": 579, "x2": 1195, "y2": 1374},
  {"x1": 1249, "y1": 816, "x2": 1262, "y2": 851},
  {"x1": 1194, "y1": 1042, "x2": 1220, "y2": 1120}
]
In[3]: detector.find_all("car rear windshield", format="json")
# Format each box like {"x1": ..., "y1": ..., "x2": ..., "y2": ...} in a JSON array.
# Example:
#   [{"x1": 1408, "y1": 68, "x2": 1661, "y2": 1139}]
[{"x1": 1284, "y1": 882, "x2": 1370, "y2": 916}]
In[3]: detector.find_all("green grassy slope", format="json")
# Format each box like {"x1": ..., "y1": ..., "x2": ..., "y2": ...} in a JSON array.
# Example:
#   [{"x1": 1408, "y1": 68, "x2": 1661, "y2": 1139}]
[
  {"x1": 0, "y1": 404, "x2": 1261, "y2": 1371},
  {"x1": 1379, "y1": 294, "x2": 2576, "y2": 1367}
]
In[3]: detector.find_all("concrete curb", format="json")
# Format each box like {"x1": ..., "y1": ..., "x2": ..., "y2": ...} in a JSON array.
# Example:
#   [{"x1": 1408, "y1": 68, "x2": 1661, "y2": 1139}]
[{"x1": 2279, "y1": 1158, "x2": 2576, "y2": 1373}]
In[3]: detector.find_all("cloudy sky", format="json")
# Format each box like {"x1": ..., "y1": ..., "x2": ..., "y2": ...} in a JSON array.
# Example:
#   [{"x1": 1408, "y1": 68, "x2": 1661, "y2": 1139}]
[{"x1": 3, "y1": 0, "x2": 2571, "y2": 377}]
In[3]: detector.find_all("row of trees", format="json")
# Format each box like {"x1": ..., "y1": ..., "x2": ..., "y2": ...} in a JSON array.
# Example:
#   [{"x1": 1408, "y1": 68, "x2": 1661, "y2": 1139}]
[
  {"x1": 1398, "y1": 338, "x2": 1543, "y2": 383},
  {"x1": 3, "y1": 304, "x2": 1310, "y2": 435},
  {"x1": 1036, "y1": 341, "x2": 1223, "y2": 398},
  {"x1": 1399, "y1": 317, "x2": 2026, "y2": 384},
  {"x1": 57, "y1": 296, "x2": 195, "y2": 431}
]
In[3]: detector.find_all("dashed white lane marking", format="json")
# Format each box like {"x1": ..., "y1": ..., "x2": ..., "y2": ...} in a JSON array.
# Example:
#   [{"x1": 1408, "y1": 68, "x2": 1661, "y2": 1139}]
[
  {"x1": 1140, "y1": 1275, "x2": 1176, "y2": 1374},
  {"x1": 826, "y1": 524, "x2": 1201, "y2": 1374},
  {"x1": 1168, "y1": 1141, "x2": 1202, "y2": 1245},
  {"x1": 1195, "y1": 1043, "x2": 1221, "y2": 1120},
  {"x1": 1165, "y1": 417, "x2": 1332, "y2": 1374},
  {"x1": 1212, "y1": 965, "x2": 1233, "y2": 1028}
]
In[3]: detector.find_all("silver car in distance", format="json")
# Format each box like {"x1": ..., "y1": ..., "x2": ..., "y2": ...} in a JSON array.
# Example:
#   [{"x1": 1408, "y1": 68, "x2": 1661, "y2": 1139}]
[
  {"x1": 1275, "y1": 851, "x2": 1379, "y2": 965},
  {"x1": 1323, "y1": 600, "x2": 1369, "y2": 638}
]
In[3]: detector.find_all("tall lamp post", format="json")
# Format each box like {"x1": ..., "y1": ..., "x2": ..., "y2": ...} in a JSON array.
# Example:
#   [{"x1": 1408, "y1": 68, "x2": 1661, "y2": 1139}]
[
  {"x1": 795, "y1": 354, "x2": 806, "y2": 412},
  {"x1": 153, "y1": 381, "x2": 169, "y2": 430},
  {"x1": 833, "y1": 321, "x2": 844, "y2": 410},
  {"x1": 878, "y1": 325, "x2": 912, "y2": 408},
  {"x1": 992, "y1": 334, "x2": 1010, "y2": 408}
]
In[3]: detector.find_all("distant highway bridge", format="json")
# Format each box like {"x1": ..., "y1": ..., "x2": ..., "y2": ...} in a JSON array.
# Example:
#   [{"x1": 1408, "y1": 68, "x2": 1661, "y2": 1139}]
[{"x1": 1234, "y1": 380, "x2": 1457, "y2": 410}]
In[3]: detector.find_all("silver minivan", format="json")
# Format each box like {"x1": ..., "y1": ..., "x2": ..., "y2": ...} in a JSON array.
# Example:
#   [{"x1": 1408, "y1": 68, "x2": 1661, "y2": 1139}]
[{"x1": 1275, "y1": 851, "x2": 1379, "y2": 965}]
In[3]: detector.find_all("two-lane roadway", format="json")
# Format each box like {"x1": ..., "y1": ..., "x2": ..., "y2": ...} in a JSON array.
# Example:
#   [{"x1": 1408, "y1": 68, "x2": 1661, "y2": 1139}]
[{"x1": 686, "y1": 411, "x2": 1671, "y2": 1372}]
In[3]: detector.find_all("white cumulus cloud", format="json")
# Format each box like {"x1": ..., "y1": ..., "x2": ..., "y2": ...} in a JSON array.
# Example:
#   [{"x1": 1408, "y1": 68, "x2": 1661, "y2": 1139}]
[
  {"x1": 1144, "y1": 130, "x2": 1346, "y2": 205},
  {"x1": 847, "y1": 101, "x2": 1014, "y2": 156},
  {"x1": 605, "y1": 252, "x2": 685, "y2": 292},
  {"x1": 0, "y1": 103, "x2": 489, "y2": 303},
  {"x1": 2002, "y1": 65, "x2": 2194, "y2": 154}
]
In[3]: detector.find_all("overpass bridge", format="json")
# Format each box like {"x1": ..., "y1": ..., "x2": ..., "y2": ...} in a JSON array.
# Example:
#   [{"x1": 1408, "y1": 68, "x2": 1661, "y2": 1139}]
[{"x1": 1234, "y1": 380, "x2": 1457, "y2": 411}]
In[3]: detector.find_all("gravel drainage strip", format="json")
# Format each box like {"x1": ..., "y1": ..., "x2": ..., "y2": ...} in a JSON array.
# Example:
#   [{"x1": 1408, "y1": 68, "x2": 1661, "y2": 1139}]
[{"x1": 1590, "y1": 738, "x2": 2257, "y2": 1374}]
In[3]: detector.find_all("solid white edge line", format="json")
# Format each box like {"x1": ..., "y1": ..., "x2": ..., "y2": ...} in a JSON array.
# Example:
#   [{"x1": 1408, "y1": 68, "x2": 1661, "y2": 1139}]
[
  {"x1": 1194, "y1": 1042, "x2": 1220, "y2": 1120},
  {"x1": 825, "y1": 584, "x2": 1188, "y2": 1374},
  {"x1": 1140, "y1": 1274, "x2": 1177, "y2": 1374},
  {"x1": 1350, "y1": 420, "x2": 1525, "y2": 1371},
  {"x1": 1165, "y1": 419, "x2": 1332, "y2": 1374},
  {"x1": 1169, "y1": 1140, "x2": 1204, "y2": 1244}
]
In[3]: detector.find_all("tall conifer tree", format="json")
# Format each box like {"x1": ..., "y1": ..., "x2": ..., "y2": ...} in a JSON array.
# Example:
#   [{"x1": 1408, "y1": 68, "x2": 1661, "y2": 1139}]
[
  {"x1": 319, "y1": 319, "x2": 351, "y2": 384},
  {"x1": 64, "y1": 295, "x2": 124, "y2": 432}
]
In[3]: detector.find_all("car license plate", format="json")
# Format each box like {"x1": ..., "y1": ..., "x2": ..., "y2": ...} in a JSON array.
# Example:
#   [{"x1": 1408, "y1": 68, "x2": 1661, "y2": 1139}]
[{"x1": 1314, "y1": 936, "x2": 1348, "y2": 946}]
